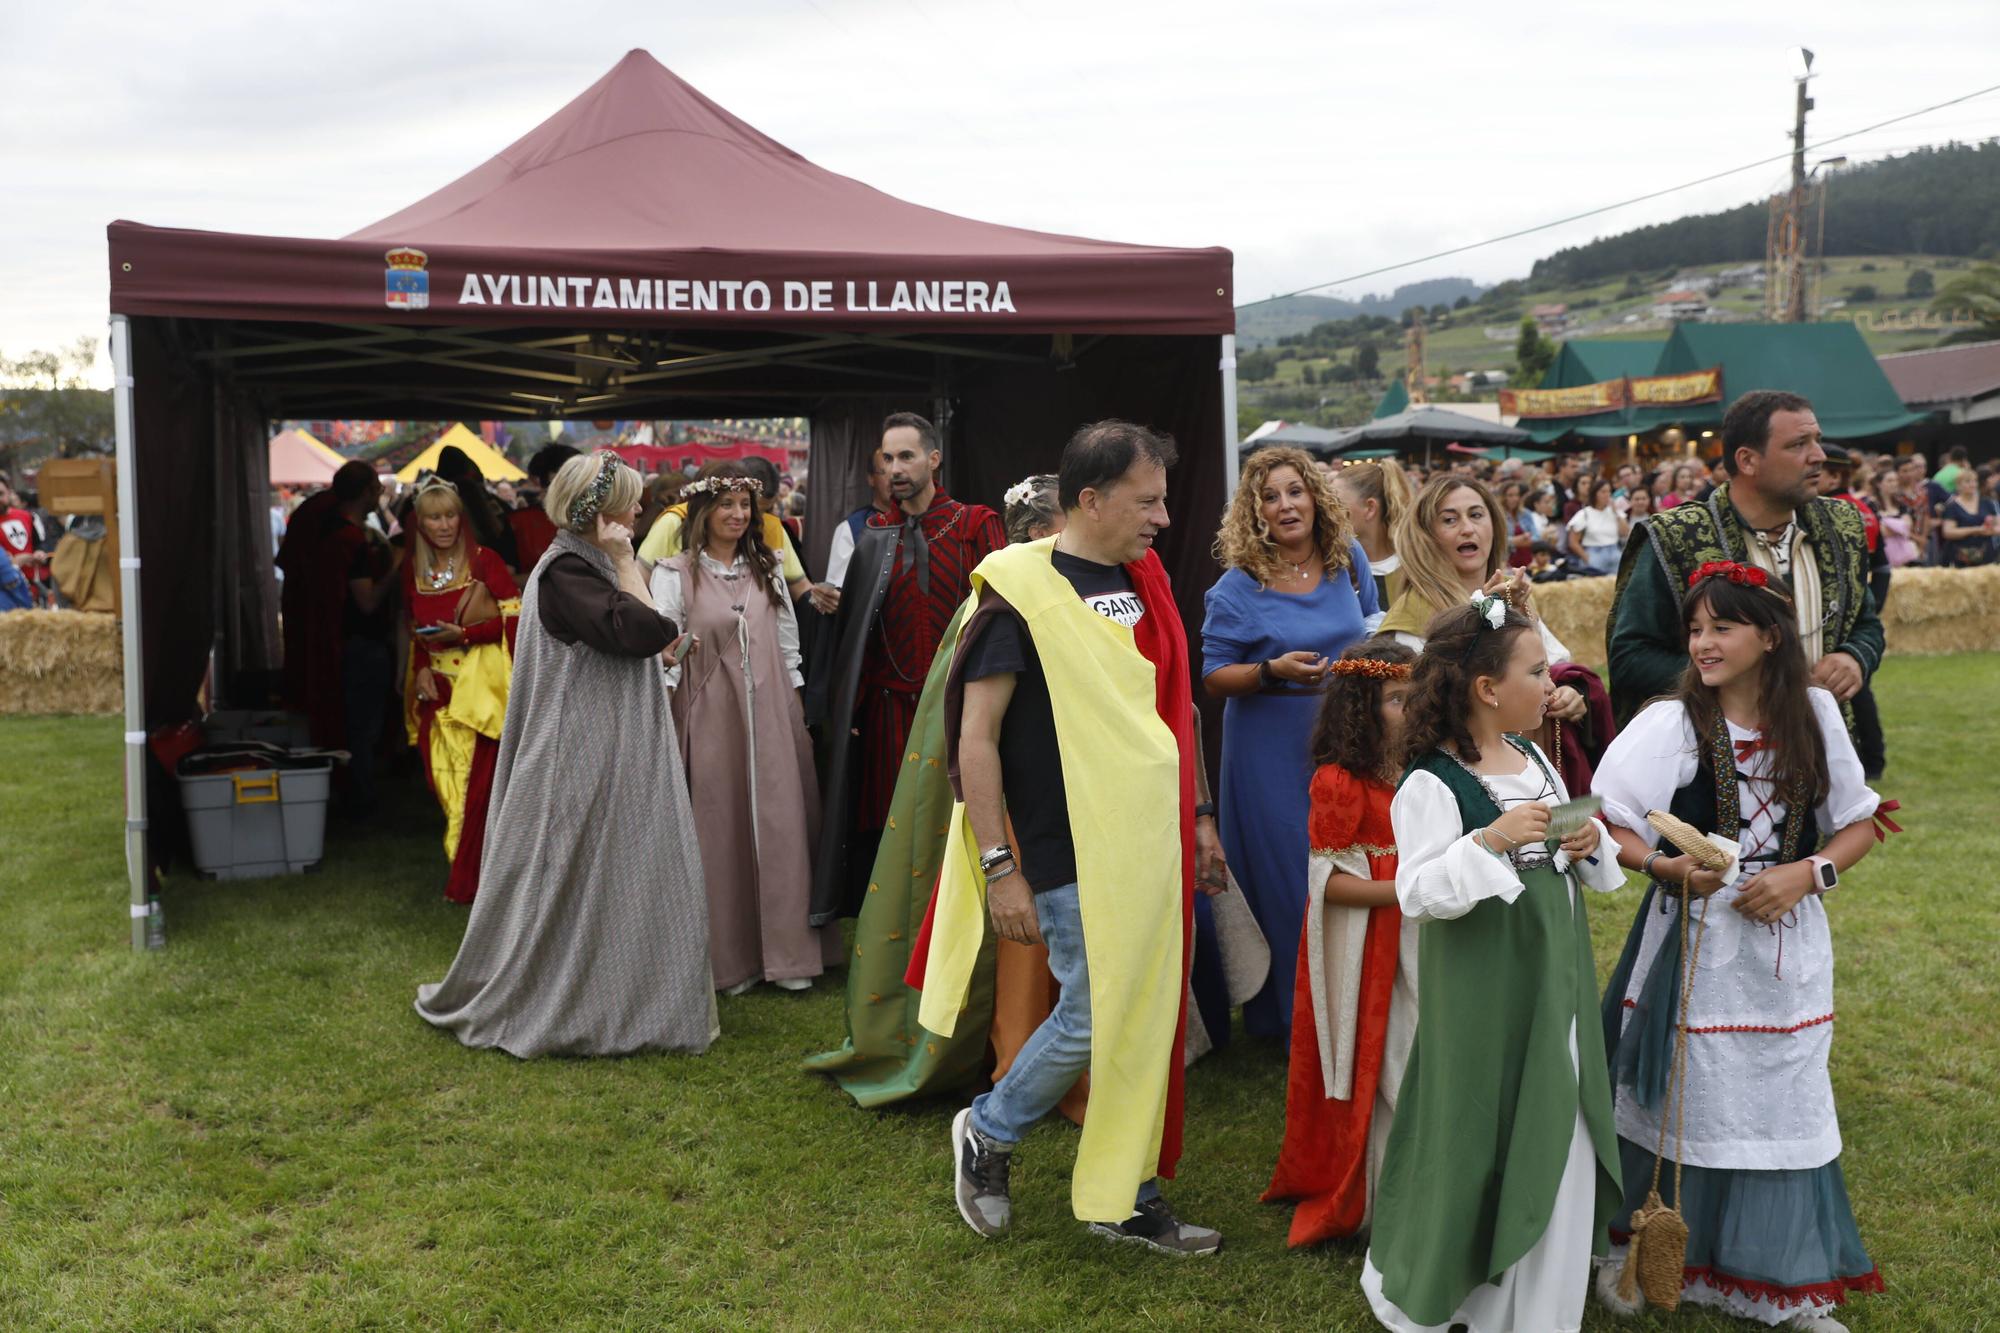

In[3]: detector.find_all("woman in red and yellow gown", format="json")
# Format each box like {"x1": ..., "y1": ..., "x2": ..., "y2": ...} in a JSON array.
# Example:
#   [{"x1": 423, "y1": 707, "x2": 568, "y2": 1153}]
[{"x1": 402, "y1": 479, "x2": 519, "y2": 904}]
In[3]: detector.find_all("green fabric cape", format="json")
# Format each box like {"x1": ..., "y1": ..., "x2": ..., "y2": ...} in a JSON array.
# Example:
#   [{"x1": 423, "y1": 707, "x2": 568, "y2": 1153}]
[
  {"x1": 1368, "y1": 743, "x2": 1622, "y2": 1325},
  {"x1": 802, "y1": 600, "x2": 996, "y2": 1103}
]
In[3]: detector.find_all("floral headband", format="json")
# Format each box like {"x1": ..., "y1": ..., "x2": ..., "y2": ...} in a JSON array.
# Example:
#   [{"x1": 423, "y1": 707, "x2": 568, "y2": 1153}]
[
  {"x1": 1004, "y1": 475, "x2": 1057, "y2": 509},
  {"x1": 1459, "y1": 590, "x2": 1511, "y2": 663},
  {"x1": 1688, "y1": 560, "x2": 1772, "y2": 590},
  {"x1": 682, "y1": 474, "x2": 763, "y2": 499},
  {"x1": 1329, "y1": 657, "x2": 1411, "y2": 681},
  {"x1": 568, "y1": 455, "x2": 625, "y2": 529}
]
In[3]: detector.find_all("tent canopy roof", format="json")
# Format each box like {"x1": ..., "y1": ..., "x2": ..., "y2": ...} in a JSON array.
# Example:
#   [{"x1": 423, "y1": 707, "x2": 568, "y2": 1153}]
[
  {"x1": 1243, "y1": 422, "x2": 1344, "y2": 457},
  {"x1": 1525, "y1": 323, "x2": 1928, "y2": 443},
  {"x1": 1372, "y1": 380, "x2": 1410, "y2": 419},
  {"x1": 395, "y1": 423, "x2": 528, "y2": 483},
  {"x1": 266, "y1": 428, "x2": 346, "y2": 487},
  {"x1": 109, "y1": 51, "x2": 1230, "y2": 336},
  {"x1": 1655, "y1": 323, "x2": 1926, "y2": 440},
  {"x1": 1542, "y1": 338, "x2": 1666, "y2": 389},
  {"x1": 1878, "y1": 337, "x2": 2000, "y2": 406},
  {"x1": 1331, "y1": 404, "x2": 1530, "y2": 451}
]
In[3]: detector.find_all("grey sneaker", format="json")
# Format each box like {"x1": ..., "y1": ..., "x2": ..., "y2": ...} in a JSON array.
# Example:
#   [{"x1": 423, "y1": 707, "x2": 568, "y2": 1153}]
[
  {"x1": 1087, "y1": 1196, "x2": 1222, "y2": 1256},
  {"x1": 952, "y1": 1107, "x2": 1012, "y2": 1238}
]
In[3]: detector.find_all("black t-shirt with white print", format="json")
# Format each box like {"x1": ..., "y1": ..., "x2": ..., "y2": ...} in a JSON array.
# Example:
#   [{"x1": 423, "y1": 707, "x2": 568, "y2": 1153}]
[{"x1": 959, "y1": 549, "x2": 1141, "y2": 892}]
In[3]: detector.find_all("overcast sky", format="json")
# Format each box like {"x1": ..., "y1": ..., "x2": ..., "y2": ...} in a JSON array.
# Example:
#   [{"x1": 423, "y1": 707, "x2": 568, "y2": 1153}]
[{"x1": 5, "y1": 0, "x2": 1998, "y2": 381}]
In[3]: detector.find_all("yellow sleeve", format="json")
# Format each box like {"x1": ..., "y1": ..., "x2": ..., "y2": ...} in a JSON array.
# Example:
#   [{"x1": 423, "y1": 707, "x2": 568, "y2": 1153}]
[
  {"x1": 763, "y1": 513, "x2": 804, "y2": 582},
  {"x1": 638, "y1": 510, "x2": 683, "y2": 564}
]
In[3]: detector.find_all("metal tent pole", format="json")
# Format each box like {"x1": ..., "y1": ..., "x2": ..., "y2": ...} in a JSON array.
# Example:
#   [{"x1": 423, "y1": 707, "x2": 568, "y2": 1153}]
[
  {"x1": 1219, "y1": 334, "x2": 1240, "y2": 499},
  {"x1": 110, "y1": 315, "x2": 151, "y2": 952}
]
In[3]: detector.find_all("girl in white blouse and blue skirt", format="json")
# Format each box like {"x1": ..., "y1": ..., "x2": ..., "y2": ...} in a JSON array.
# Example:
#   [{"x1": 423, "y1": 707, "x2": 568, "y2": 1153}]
[{"x1": 1591, "y1": 561, "x2": 1884, "y2": 1332}]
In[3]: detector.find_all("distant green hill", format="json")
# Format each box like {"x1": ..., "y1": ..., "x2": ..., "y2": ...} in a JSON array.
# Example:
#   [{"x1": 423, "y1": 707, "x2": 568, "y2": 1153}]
[
  {"x1": 1237, "y1": 294, "x2": 1365, "y2": 347},
  {"x1": 1532, "y1": 140, "x2": 2000, "y2": 286},
  {"x1": 1238, "y1": 278, "x2": 1484, "y2": 346},
  {"x1": 1234, "y1": 252, "x2": 1977, "y2": 434}
]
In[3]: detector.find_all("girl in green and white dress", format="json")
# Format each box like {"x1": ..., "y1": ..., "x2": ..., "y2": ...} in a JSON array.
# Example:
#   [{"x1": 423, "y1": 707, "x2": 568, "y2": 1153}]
[{"x1": 1362, "y1": 596, "x2": 1625, "y2": 1333}]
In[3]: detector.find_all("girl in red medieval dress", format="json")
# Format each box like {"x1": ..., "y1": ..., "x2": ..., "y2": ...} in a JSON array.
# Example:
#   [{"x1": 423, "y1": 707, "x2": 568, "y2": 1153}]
[
  {"x1": 403, "y1": 478, "x2": 519, "y2": 904},
  {"x1": 1263, "y1": 637, "x2": 1417, "y2": 1247}
]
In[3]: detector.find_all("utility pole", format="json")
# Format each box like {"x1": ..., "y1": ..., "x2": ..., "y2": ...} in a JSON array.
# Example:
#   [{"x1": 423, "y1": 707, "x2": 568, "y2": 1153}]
[
  {"x1": 1782, "y1": 50, "x2": 1816, "y2": 322},
  {"x1": 1405, "y1": 310, "x2": 1428, "y2": 404}
]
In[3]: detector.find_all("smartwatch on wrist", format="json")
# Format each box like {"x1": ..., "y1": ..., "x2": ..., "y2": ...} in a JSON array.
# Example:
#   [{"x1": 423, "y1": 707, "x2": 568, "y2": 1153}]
[
  {"x1": 1806, "y1": 855, "x2": 1838, "y2": 896},
  {"x1": 1193, "y1": 801, "x2": 1216, "y2": 820}
]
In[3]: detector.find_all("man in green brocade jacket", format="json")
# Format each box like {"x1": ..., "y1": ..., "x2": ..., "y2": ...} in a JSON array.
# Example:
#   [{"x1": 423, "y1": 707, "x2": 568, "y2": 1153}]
[{"x1": 1607, "y1": 390, "x2": 1884, "y2": 732}]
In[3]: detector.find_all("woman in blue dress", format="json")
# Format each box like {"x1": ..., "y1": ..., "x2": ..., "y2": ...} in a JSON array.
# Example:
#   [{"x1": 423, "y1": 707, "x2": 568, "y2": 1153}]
[{"x1": 1203, "y1": 446, "x2": 1377, "y2": 1040}]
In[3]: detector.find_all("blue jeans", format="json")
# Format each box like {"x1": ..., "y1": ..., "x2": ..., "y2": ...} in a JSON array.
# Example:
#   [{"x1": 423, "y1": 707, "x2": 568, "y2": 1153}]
[{"x1": 969, "y1": 882, "x2": 1159, "y2": 1210}]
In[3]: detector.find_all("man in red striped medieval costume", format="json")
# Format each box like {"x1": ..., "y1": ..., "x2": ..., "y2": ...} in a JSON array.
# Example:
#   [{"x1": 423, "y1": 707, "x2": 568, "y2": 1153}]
[{"x1": 811, "y1": 412, "x2": 1005, "y2": 924}]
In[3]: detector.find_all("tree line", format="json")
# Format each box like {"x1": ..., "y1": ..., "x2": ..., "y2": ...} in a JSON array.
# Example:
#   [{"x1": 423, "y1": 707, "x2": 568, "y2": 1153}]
[{"x1": 1532, "y1": 141, "x2": 2000, "y2": 286}]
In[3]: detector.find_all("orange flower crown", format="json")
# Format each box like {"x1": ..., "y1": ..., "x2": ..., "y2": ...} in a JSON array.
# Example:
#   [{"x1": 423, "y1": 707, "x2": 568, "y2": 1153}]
[{"x1": 1329, "y1": 657, "x2": 1411, "y2": 681}]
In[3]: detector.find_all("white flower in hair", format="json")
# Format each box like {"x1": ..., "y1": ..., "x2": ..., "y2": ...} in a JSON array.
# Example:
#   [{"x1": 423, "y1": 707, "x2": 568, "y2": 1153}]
[
  {"x1": 1468, "y1": 589, "x2": 1506, "y2": 629},
  {"x1": 1003, "y1": 479, "x2": 1039, "y2": 508}
]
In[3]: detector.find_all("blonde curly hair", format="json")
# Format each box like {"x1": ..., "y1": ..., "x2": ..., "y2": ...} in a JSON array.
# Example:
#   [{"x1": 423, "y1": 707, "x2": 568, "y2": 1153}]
[{"x1": 1213, "y1": 446, "x2": 1356, "y2": 586}]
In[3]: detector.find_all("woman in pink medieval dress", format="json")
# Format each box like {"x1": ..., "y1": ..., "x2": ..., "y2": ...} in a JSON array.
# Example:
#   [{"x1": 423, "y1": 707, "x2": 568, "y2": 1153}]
[{"x1": 652, "y1": 469, "x2": 840, "y2": 995}]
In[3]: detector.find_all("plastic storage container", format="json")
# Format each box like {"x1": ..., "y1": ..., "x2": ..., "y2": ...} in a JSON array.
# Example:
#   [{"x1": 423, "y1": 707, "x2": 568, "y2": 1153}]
[
  {"x1": 203, "y1": 709, "x2": 312, "y2": 749},
  {"x1": 178, "y1": 758, "x2": 333, "y2": 879}
]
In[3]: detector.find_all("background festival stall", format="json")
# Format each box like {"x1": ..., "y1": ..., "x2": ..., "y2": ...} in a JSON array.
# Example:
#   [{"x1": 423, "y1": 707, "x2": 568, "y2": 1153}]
[
  {"x1": 1507, "y1": 322, "x2": 1926, "y2": 458},
  {"x1": 101, "y1": 49, "x2": 1237, "y2": 949}
]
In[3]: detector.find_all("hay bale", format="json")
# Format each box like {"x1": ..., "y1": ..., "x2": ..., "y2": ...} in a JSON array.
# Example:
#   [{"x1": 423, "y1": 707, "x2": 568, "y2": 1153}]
[
  {"x1": 0, "y1": 610, "x2": 124, "y2": 715},
  {"x1": 1882, "y1": 565, "x2": 2000, "y2": 656},
  {"x1": 1528, "y1": 564, "x2": 2000, "y2": 672},
  {"x1": 1531, "y1": 577, "x2": 1616, "y2": 671}
]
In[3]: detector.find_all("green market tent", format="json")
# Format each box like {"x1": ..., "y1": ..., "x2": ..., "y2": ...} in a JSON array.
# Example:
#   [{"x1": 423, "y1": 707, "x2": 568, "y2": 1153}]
[
  {"x1": 1372, "y1": 379, "x2": 1410, "y2": 418},
  {"x1": 1524, "y1": 323, "x2": 1928, "y2": 445},
  {"x1": 1542, "y1": 337, "x2": 1665, "y2": 389}
]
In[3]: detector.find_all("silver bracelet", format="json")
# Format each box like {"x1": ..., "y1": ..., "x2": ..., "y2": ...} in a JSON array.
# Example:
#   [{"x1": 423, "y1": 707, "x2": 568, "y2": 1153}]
[{"x1": 1641, "y1": 850, "x2": 1665, "y2": 880}]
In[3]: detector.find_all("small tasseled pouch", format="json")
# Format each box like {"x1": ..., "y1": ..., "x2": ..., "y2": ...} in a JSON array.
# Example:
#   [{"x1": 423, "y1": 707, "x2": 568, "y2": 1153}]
[{"x1": 1617, "y1": 811, "x2": 1726, "y2": 1310}]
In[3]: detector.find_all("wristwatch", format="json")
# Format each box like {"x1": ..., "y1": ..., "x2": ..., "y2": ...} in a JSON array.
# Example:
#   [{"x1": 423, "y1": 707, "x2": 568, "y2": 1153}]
[
  {"x1": 979, "y1": 844, "x2": 1016, "y2": 875},
  {"x1": 1194, "y1": 802, "x2": 1217, "y2": 820},
  {"x1": 1806, "y1": 855, "x2": 1839, "y2": 896}
]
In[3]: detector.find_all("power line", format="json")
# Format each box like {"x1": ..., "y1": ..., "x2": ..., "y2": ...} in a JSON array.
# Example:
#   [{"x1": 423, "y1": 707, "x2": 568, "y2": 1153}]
[{"x1": 1238, "y1": 79, "x2": 2000, "y2": 311}]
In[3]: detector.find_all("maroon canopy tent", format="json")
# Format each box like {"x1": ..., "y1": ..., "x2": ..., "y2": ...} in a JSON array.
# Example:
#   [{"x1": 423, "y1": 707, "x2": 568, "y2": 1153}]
[{"x1": 103, "y1": 49, "x2": 1238, "y2": 948}]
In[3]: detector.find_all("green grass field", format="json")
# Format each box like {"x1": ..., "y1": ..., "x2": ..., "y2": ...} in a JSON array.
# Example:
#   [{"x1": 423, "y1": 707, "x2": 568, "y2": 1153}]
[{"x1": 3, "y1": 655, "x2": 1997, "y2": 1330}]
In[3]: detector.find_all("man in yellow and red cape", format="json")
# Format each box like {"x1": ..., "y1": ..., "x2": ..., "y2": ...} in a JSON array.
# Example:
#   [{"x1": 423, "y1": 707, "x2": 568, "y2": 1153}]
[{"x1": 907, "y1": 419, "x2": 1230, "y2": 1254}]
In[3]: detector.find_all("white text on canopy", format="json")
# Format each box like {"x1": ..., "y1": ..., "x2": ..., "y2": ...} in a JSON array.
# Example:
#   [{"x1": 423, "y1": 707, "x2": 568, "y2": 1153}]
[{"x1": 455, "y1": 274, "x2": 1017, "y2": 315}]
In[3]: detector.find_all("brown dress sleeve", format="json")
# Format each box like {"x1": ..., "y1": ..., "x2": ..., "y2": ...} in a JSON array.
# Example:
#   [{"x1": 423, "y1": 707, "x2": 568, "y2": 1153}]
[{"x1": 537, "y1": 554, "x2": 679, "y2": 657}]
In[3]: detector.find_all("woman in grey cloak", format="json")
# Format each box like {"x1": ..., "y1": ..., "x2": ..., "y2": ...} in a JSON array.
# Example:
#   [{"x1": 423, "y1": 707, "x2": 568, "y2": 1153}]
[{"x1": 416, "y1": 452, "x2": 716, "y2": 1056}]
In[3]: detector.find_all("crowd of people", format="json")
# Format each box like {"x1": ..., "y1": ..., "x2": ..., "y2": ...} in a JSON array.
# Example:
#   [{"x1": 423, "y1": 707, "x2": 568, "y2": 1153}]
[
  {"x1": 1372, "y1": 442, "x2": 2000, "y2": 588},
  {"x1": 226, "y1": 389, "x2": 1982, "y2": 1330},
  {"x1": 0, "y1": 473, "x2": 78, "y2": 610}
]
